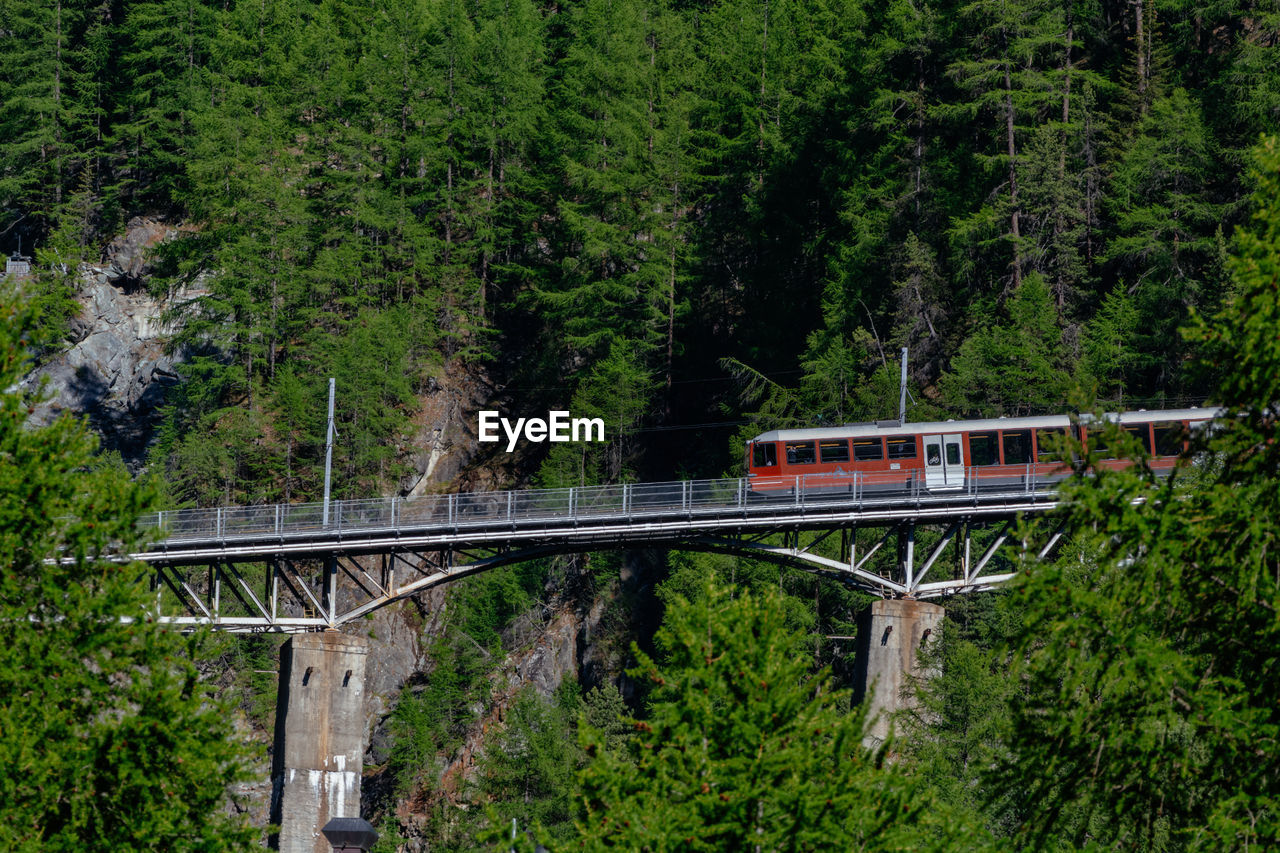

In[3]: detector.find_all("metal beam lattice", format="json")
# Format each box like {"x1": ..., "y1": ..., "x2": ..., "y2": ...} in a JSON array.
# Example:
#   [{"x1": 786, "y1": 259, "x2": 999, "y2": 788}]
[{"x1": 139, "y1": 467, "x2": 1074, "y2": 631}]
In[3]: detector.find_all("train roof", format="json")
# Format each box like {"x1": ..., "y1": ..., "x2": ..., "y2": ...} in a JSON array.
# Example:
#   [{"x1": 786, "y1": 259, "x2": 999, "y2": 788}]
[{"x1": 748, "y1": 407, "x2": 1221, "y2": 443}]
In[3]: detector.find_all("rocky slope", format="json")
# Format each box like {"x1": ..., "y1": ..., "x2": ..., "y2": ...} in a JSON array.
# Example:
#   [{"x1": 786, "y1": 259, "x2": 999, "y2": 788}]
[
  {"x1": 18, "y1": 216, "x2": 638, "y2": 850},
  {"x1": 20, "y1": 217, "x2": 197, "y2": 466}
]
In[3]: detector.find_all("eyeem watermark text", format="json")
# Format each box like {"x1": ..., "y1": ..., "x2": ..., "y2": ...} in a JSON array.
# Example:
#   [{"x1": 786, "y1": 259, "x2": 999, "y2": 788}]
[{"x1": 478, "y1": 410, "x2": 606, "y2": 452}]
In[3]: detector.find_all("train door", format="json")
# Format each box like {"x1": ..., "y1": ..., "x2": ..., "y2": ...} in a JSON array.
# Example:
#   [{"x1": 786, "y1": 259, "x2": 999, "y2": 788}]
[{"x1": 923, "y1": 434, "x2": 965, "y2": 490}]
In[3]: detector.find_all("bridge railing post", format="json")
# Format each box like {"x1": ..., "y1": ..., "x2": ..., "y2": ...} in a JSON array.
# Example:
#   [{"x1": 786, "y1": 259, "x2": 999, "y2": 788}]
[
  {"x1": 216, "y1": 507, "x2": 224, "y2": 541},
  {"x1": 448, "y1": 494, "x2": 455, "y2": 527},
  {"x1": 569, "y1": 487, "x2": 577, "y2": 521}
]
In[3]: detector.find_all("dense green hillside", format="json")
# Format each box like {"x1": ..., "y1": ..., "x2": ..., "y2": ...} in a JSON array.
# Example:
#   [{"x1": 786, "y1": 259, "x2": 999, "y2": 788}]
[
  {"x1": 4, "y1": 0, "x2": 1273, "y2": 499},
  {"x1": 2, "y1": 0, "x2": 1277, "y2": 849}
]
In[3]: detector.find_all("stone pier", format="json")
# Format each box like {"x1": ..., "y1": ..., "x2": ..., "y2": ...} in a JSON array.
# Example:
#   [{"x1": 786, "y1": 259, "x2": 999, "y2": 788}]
[
  {"x1": 270, "y1": 633, "x2": 369, "y2": 853},
  {"x1": 851, "y1": 599, "x2": 944, "y2": 749}
]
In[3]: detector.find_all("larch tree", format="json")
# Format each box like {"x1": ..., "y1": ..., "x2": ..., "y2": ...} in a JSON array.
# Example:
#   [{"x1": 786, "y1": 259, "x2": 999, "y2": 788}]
[
  {"x1": 993, "y1": 136, "x2": 1280, "y2": 850},
  {"x1": 0, "y1": 285, "x2": 256, "y2": 852},
  {"x1": 571, "y1": 580, "x2": 995, "y2": 851}
]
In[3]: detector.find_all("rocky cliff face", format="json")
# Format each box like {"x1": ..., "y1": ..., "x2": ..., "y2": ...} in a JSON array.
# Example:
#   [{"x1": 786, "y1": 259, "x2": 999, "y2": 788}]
[
  {"x1": 16, "y1": 216, "x2": 632, "y2": 848},
  {"x1": 21, "y1": 217, "x2": 201, "y2": 466}
]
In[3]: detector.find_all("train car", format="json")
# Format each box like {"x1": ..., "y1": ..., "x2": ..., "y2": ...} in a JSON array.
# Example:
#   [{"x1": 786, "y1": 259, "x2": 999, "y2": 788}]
[{"x1": 745, "y1": 407, "x2": 1218, "y2": 497}]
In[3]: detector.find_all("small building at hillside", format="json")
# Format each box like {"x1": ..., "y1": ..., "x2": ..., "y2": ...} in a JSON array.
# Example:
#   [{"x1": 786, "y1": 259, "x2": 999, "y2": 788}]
[{"x1": 5, "y1": 252, "x2": 31, "y2": 279}]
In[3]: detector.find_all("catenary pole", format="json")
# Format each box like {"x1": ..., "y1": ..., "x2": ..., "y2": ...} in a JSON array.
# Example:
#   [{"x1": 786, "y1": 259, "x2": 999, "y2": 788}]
[
  {"x1": 899, "y1": 347, "x2": 909, "y2": 424},
  {"x1": 323, "y1": 378, "x2": 336, "y2": 527}
]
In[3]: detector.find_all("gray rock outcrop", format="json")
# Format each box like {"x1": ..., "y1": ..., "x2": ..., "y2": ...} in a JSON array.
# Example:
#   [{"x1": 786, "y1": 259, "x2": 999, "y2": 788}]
[{"x1": 21, "y1": 217, "x2": 202, "y2": 466}]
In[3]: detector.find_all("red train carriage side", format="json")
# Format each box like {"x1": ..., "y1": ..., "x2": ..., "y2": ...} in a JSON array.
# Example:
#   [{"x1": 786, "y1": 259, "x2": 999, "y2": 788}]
[{"x1": 745, "y1": 408, "x2": 1217, "y2": 496}]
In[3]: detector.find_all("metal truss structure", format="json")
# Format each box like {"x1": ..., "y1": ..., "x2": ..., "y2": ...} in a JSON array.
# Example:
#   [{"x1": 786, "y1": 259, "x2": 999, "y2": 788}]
[{"x1": 140, "y1": 468, "x2": 1069, "y2": 631}]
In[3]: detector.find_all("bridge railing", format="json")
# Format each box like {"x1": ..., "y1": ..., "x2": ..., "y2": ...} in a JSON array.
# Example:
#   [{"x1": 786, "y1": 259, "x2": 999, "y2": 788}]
[{"x1": 138, "y1": 465, "x2": 1063, "y2": 546}]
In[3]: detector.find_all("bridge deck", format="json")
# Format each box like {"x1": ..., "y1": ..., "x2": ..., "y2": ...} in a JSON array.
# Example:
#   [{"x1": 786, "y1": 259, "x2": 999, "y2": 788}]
[
  {"x1": 139, "y1": 467, "x2": 1061, "y2": 564},
  {"x1": 139, "y1": 467, "x2": 1075, "y2": 631}
]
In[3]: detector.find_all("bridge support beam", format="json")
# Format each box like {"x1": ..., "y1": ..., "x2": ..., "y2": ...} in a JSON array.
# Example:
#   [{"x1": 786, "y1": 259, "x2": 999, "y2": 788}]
[
  {"x1": 852, "y1": 599, "x2": 944, "y2": 750},
  {"x1": 270, "y1": 633, "x2": 369, "y2": 853}
]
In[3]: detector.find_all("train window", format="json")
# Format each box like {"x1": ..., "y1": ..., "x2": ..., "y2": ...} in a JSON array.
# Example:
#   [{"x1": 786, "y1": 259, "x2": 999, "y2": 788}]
[
  {"x1": 852, "y1": 438, "x2": 884, "y2": 461},
  {"x1": 785, "y1": 441, "x2": 816, "y2": 464},
  {"x1": 926, "y1": 443, "x2": 941, "y2": 465},
  {"x1": 946, "y1": 442, "x2": 961, "y2": 465},
  {"x1": 887, "y1": 436, "x2": 917, "y2": 459},
  {"x1": 969, "y1": 432, "x2": 999, "y2": 466},
  {"x1": 1036, "y1": 428, "x2": 1068, "y2": 461},
  {"x1": 1125, "y1": 424, "x2": 1153, "y2": 454},
  {"x1": 1088, "y1": 428, "x2": 1116, "y2": 460},
  {"x1": 752, "y1": 442, "x2": 777, "y2": 468},
  {"x1": 1002, "y1": 430, "x2": 1032, "y2": 464},
  {"x1": 819, "y1": 439, "x2": 850, "y2": 463},
  {"x1": 1153, "y1": 422, "x2": 1184, "y2": 456}
]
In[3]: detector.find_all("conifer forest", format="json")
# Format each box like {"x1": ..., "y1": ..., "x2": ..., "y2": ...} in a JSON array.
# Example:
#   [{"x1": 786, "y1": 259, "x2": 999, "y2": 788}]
[{"x1": 1, "y1": 0, "x2": 1279, "y2": 849}]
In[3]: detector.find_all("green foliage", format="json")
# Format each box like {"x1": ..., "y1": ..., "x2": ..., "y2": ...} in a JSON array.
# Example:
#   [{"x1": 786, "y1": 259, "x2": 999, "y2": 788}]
[
  {"x1": 939, "y1": 272, "x2": 1071, "y2": 416},
  {"x1": 992, "y1": 137, "x2": 1280, "y2": 850},
  {"x1": 384, "y1": 563, "x2": 543, "y2": 797},
  {"x1": 538, "y1": 344, "x2": 656, "y2": 488},
  {"x1": 0, "y1": 285, "x2": 255, "y2": 852},
  {"x1": 200, "y1": 633, "x2": 287, "y2": 730},
  {"x1": 575, "y1": 579, "x2": 995, "y2": 850},
  {"x1": 1105, "y1": 88, "x2": 1228, "y2": 391},
  {"x1": 900, "y1": 589, "x2": 1023, "y2": 837},
  {"x1": 1078, "y1": 283, "x2": 1142, "y2": 402},
  {"x1": 386, "y1": 634, "x2": 489, "y2": 798},
  {"x1": 581, "y1": 683, "x2": 630, "y2": 757},
  {"x1": 478, "y1": 687, "x2": 584, "y2": 844}
]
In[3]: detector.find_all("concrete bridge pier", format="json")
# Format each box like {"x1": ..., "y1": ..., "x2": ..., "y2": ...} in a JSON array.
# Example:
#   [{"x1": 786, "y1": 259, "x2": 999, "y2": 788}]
[
  {"x1": 270, "y1": 632, "x2": 369, "y2": 853},
  {"x1": 851, "y1": 599, "x2": 944, "y2": 750}
]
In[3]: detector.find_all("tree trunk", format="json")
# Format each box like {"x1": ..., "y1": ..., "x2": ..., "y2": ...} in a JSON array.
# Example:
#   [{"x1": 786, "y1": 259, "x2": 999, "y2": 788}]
[
  {"x1": 1003, "y1": 53, "x2": 1023, "y2": 290},
  {"x1": 1053, "y1": 15, "x2": 1074, "y2": 309},
  {"x1": 1134, "y1": 0, "x2": 1148, "y2": 115}
]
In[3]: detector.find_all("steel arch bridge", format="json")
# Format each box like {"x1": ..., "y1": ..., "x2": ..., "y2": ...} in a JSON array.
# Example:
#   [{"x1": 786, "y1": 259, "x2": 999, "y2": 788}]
[{"x1": 136, "y1": 469, "x2": 1069, "y2": 632}]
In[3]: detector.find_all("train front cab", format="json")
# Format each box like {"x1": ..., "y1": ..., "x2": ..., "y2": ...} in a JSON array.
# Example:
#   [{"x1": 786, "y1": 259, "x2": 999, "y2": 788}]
[{"x1": 746, "y1": 439, "x2": 782, "y2": 496}]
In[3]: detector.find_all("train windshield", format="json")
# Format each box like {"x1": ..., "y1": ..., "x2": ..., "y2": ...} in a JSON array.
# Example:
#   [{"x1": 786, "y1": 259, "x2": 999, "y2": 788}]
[{"x1": 752, "y1": 442, "x2": 777, "y2": 467}]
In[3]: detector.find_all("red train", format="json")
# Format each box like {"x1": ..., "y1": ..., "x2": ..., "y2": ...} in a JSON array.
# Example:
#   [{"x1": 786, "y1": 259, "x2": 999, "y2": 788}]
[{"x1": 746, "y1": 408, "x2": 1217, "y2": 496}]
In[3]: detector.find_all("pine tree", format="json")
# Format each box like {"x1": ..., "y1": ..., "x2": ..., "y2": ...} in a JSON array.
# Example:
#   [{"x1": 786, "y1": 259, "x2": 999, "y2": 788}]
[
  {"x1": 992, "y1": 136, "x2": 1280, "y2": 850},
  {"x1": 0, "y1": 285, "x2": 256, "y2": 852},
  {"x1": 938, "y1": 272, "x2": 1070, "y2": 416},
  {"x1": 574, "y1": 580, "x2": 994, "y2": 850},
  {"x1": 1104, "y1": 87, "x2": 1225, "y2": 391},
  {"x1": 113, "y1": 0, "x2": 218, "y2": 210},
  {"x1": 946, "y1": 0, "x2": 1083, "y2": 295},
  {"x1": 1077, "y1": 282, "x2": 1142, "y2": 403}
]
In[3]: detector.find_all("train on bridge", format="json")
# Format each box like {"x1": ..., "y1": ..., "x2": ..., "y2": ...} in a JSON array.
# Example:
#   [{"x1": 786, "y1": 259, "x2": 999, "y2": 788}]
[{"x1": 746, "y1": 407, "x2": 1217, "y2": 496}]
